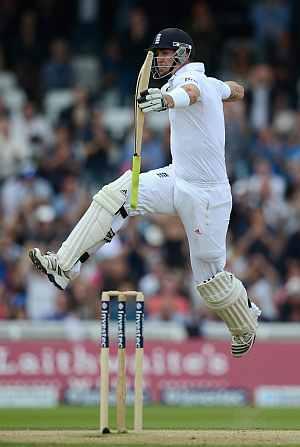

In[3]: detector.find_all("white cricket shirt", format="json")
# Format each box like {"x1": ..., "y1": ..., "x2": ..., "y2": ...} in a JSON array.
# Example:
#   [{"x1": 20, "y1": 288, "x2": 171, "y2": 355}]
[{"x1": 161, "y1": 63, "x2": 231, "y2": 184}]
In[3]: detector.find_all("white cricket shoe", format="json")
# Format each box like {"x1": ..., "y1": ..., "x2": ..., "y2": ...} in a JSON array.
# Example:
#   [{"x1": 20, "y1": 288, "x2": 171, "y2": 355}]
[
  {"x1": 29, "y1": 248, "x2": 70, "y2": 290},
  {"x1": 231, "y1": 302, "x2": 261, "y2": 358}
]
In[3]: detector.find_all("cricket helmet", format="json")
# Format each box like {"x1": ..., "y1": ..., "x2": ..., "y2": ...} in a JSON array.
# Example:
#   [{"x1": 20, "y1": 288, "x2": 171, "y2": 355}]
[{"x1": 150, "y1": 28, "x2": 194, "y2": 79}]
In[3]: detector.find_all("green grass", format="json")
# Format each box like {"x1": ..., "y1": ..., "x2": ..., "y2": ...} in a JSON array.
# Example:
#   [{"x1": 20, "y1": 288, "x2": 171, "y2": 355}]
[
  {"x1": 0, "y1": 405, "x2": 299, "y2": 430},
  {"x1": 0, "y1": 406, "x2": 300, "y2": 447}
]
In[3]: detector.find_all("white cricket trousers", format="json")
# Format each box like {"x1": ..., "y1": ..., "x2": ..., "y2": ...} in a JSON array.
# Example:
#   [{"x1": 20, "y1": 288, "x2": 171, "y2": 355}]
[{"x1": 122, "y1": 165, "x2": 232, "y2": 283}]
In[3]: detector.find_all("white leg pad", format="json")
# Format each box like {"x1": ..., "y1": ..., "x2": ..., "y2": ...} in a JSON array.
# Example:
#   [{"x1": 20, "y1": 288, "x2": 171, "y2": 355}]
[
  {"x1": 57, "y1": 203, "x2": 114, "y2": 271},
  {"x1": 67, "y1": 239, "x2": 107, "y2": 280},
  {"x1": 93, "y1": 170, "x2": 131, "y2": 214},
  {"x1": 196, "y1": 271, "x2": 260, "y2": 335},
  {"x1": 57, "y1": 171, "x2": 131, "y2": 271}
]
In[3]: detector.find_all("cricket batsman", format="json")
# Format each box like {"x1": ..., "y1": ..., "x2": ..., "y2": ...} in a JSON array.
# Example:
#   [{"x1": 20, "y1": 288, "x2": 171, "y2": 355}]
[{"x1": 29, "y1": 28, "x2": 261, "y2": 357}]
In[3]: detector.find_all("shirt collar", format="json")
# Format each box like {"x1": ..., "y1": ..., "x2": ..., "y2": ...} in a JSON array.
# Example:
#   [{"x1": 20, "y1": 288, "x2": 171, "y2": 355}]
[{"x1": 171, "y1": 62, "x2": 205, "y2": 79}]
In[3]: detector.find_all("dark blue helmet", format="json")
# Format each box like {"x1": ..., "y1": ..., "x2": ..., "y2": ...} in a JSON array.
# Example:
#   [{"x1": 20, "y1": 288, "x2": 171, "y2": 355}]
[{"x1": 150, "y1": 28, "x2": 194, "y2": 79}]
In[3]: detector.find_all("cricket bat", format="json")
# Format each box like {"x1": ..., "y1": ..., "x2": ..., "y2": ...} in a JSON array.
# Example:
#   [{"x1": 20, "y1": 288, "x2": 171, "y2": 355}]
[{"x1": 130, "y1": 50, "x2": 154, "y2": 209}]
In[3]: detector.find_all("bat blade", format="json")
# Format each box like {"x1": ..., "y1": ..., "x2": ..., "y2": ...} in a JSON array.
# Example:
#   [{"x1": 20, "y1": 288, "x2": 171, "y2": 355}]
[{"x1": 130, "y1": 51, "x2": 153, "y2": 209}]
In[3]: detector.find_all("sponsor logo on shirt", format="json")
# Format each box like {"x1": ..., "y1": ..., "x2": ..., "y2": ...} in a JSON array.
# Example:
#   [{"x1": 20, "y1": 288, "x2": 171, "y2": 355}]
[
  {"x1": 157, "y1": 172, "x2": 169, "y2": 178},
  {"x1": 185, "y1": 77, "x2": 197, "y2": 84}
]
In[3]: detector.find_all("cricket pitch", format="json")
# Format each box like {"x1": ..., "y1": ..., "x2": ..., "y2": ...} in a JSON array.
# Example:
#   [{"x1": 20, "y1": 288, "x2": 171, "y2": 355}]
[{"x1": 1, "y1": 430, "x2": 300, "y2": 446}]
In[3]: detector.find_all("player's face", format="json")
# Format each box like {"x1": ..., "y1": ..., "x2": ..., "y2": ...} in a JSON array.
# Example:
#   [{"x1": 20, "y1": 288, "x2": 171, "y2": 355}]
[{"x1": 156, "y1": 49, "x2": 177, "y2": 76}]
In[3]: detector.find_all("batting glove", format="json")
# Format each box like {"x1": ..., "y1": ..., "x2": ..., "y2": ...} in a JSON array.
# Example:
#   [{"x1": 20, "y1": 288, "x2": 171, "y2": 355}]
[{"x1": 137, "y1": 88, "x2": 167, "y2": 113}]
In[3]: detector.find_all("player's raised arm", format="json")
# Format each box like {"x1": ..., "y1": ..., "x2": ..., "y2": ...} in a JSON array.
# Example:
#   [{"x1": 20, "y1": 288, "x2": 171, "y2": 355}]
[
  {"x1": 137, "y1": 83, "x2": 200, "y2": 111},
  {"x1": 164, "y1": 83, "x2": 200, "y2": 108},
  {"x1": 223, "y1": 81, "x2": 244, "y2": 102}
]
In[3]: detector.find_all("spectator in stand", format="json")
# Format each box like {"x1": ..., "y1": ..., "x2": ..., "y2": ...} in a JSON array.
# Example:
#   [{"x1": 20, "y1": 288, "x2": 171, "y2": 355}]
[
  {"x1": 100, "y1": 38, "x2": 122, "y2": 106},
  {"x1": 244, "y1": 64, "x2": 277, "y2": 132},
  {"x1": 72, "y1": 0, "x2": 100, "y2": 54},
  {"x1": 118, "y1": 7, "x2": 151, "y2": 105},
  {"x1": 249, "y1": 127, "x2": 283, "y2": 174},
  {"x1": 233, "y1": 158, "x2": 287, "y2": 229},
  {"x1": 1, "y1": 165, "x2": 53, "y2": 225},
  {"x1": 98, "y1": 253, "x2": 130, "y2": 295},
  {"x1": 39, "y1": 125, "x2": 79, "y2": 193},
  {"x1": 158, "y1": 216, "x2": 188, "y2": 270},
  {"x1": 139, "y1": 259, "x2": 168, "y2": 297},
  {"x1": 117, "y1": 217, "x2": 148, "y2": 285},
  {"x1": 284, "y1": 182, "x2": 300, "y2": 237},
  {"x1": 10, "y1": 99, "x2": 53, "y2": 161},
  {"x1": 282, "y1": 111, "x2": 300, "y2": 163},
  {"x1": 58, "y1": 86, "x2": 93, "y2": 164},
  {"x1": 4, "y1": 255, "x2": 28, "y2": 319},
  {"x1": 26, "y1": 265, "x2": 58, "y2": 320},
  {"x1": 243, "y1": 253, "x2": 279, "y2": 321},
  {"x1": 59, "y1": 86, "x2": 92, "y2": 136},
  {"x1": 278, "y1": 276, "x2": 300, "y2": 322},
  {"x1": 269, "y1": 31, "x2": 295, "y2": 106},
  {"x1": 147, "y1": 271, "x2": 191, "y2": 324},
  {"x1": 0, "y1": 282, "x2": 9, "y2": 319},
  {"x1": 236, "y1": 207, "x2": 283, "y2": 262},
  {"x1": 82, "y1": 110, "x2": 116, "y2": 189},
  {"x1": 121, "y1": 125, "x2": 166, "y2": 173},
  {"x1": 185, "y1": 0, "x2": 220, "y2": 74},
  {"x1": 284, "y1": 229, "x2": 300, "y2": 265},
  {"x1": 0, "y1": 112, "x2": 29, "y2": 181},
  {"x1": 223, "y1": 100, "x2": 248, "y2": 180},
  {"x1": 250, "y1": 0, "x2": 291, "y2": 60},
  {"x1": 0, "y1": 96, "x2": 9, "y2": 116},
  {"x1": 0, "y1": 0, "x2": 18, "y2": 56},
  {"x1": 54, "y1": 174, "x2": 90, "y2": 228},
  {"x1": 220, "y1": 42, "x2": 254, "y2": 86},
  {"x1": 45, "y1": 290, "x2": 76, "y2": 320},
  {"x1": 41, "y1": 39, "x2": 74, "y2": 92},
  {"x1": 36, "y1": 0, "x2": 74, "y2": 54},
  {"x1": 27, "y1": 204, "x2": 58, "y2": 244},
  {"x1": 12, "y1": 11, "x2": 42, "y2": 99}
]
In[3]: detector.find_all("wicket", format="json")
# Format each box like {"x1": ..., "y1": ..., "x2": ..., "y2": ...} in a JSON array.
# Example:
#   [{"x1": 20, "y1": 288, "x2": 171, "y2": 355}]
[{"x1": 99, "y1": 291, "x2": 144, "y2": 434}]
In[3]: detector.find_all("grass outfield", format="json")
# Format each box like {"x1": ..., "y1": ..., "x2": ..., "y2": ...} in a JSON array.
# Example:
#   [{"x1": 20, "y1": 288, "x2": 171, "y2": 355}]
[{"x1": 0, "y1": 405, "x2": 300, "y2": 446}]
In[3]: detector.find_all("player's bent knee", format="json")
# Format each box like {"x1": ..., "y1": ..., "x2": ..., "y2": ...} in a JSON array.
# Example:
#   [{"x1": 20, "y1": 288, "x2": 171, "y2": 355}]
[
  {"x1": 93, "y1": 170, "x2": 131, "y2": 215},
  {"x1": 197, "y1": 271, "x2": 243, "y2": 310},
  {"x1": 196, "y1": 271, "x2": 258, "y2": 335}
]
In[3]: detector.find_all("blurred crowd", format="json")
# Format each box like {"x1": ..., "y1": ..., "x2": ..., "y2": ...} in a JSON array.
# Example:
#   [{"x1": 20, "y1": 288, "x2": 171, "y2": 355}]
[{"x1": 1, "y1": 0, "x2": 300, "y2": 332}]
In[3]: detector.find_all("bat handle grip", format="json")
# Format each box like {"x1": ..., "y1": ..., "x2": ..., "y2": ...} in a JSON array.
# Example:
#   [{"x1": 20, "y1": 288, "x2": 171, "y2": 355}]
[{"x1": 131, "y1": 154, "x2": 141, "y2": 209}]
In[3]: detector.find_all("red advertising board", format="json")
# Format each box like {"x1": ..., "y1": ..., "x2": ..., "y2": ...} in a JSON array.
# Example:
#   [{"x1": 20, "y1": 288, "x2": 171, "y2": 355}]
[{"x1": 0, "y1": 340, "x2": 299, "y2": 403}]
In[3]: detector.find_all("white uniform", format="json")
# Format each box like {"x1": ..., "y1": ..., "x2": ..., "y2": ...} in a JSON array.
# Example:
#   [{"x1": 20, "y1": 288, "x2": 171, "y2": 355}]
[
  {"x1": 30, "y1": 59, "x2": 260, "y2": 356},
  {"x1": 123, "y1": 62, "x2": 233, "y2": 283}
]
